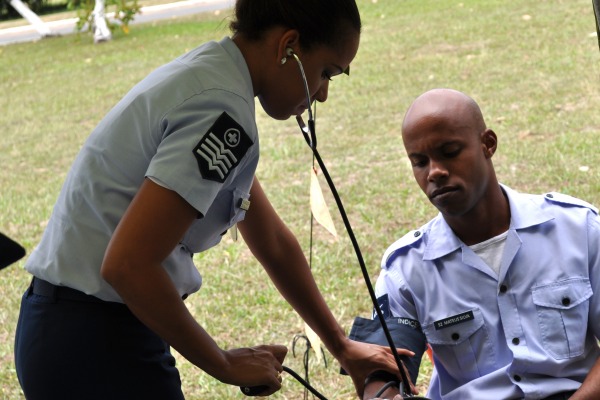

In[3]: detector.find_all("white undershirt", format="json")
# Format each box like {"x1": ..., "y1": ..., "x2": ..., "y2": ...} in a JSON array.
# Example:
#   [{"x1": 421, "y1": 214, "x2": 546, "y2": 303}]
[{"x1": 469, "y1": 231, "x2": 509, "y2": 276}]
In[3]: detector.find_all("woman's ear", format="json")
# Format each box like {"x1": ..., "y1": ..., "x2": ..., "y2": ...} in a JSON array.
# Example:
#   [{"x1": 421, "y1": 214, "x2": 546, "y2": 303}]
[
  {"x1": 277, "y1": 29, "x2": 300, "y2": 64},
  {"x1": 481, "y1": 128, "x2": 498, "y2": 158}
]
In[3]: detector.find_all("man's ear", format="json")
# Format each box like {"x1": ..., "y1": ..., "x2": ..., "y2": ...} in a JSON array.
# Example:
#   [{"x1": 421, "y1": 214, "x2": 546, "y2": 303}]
[{"x1": 481, "y1": 128, "x2": 497, "y2": 158}]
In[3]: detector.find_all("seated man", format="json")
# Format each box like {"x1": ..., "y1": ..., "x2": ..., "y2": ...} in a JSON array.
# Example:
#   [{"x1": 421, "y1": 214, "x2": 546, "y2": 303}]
[{"x1": 362, "y1": 88, "x2": 600, "y2": 400}]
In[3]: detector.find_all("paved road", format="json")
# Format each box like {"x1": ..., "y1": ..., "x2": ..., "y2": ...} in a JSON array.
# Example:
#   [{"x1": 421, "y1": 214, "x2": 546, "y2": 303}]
[{"x1": 0, "y1": 0, "x2": 234, "y2": 46}]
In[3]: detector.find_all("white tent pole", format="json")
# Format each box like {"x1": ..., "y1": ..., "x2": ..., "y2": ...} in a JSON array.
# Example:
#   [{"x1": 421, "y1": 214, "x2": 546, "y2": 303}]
[{"x1": 9, "y1": 0, "x2": 52, "y2": 37}]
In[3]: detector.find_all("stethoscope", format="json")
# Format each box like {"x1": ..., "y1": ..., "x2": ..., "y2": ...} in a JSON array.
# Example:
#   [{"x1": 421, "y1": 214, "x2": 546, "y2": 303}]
[
  {"x1": 242, "y1": 48, "x2": 430, "y2": 399},
  {"x1": 290, "y1": 48, "x2": 430, "y2": 399}
]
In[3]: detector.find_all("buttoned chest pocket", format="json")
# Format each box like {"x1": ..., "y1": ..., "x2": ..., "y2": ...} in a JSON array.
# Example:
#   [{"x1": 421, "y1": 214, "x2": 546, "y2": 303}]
[
  {"x1": 422, "y1": 309, "x2": 493, "y2": 382},
  {"x1": 532, "y1": 278, "x2": 592, "y2": 359},
  {"x1": 180, "y1": 188, "x2": 251, "y2": 253}
]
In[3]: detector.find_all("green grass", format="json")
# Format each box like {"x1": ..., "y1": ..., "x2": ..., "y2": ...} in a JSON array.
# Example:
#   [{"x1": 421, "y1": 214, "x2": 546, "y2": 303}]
[{"x1": 1, "y1": 0, "x2": 600, "y2": 398}]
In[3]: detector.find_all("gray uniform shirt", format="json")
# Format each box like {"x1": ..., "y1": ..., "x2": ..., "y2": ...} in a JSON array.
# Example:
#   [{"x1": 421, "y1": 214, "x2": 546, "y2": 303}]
[{"x1": 26, "y1": 37, "x2": 259, "y2": 302}]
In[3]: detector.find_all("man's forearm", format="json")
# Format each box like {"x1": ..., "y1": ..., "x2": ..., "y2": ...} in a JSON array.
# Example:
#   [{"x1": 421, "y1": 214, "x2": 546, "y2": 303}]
[{"x1": 570, "y1": 357, "x2": 600, "y2": 400}]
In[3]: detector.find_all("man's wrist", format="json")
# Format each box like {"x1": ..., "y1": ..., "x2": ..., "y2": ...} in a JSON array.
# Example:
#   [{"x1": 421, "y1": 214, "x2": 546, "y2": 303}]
[
  {"x1": 364, "y1": 370, "x2": 401, "y2": 400},
  {"x1": 364, "y1": 370, "x2": 400, "y2": 386}
]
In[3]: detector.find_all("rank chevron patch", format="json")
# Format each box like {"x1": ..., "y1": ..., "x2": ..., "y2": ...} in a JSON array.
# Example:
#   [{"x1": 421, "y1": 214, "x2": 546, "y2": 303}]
[{"x1": 193, "y1": 112, "x2": 253, "y2": 183}]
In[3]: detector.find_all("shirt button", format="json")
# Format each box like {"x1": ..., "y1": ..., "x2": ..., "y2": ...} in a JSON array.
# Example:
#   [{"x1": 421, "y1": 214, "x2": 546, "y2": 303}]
[
  {"x1": 512, "y1": 337, "x2": 520, "y2": 345},
  {"x1": 514, "y1": 375, "x2": 522, "y2": 382},
  {"x1": 414, "y1": 231, "x2": 421, "y2": 238},
  {"x1": 562, "y1": 297, "x2": 571, "y2": 306},
  {"x1": 451, "y1": 333, "x2": 460, "y2": 341},
  {"x1": 499, "y1": 284, "x2": 508, "y2": 293}
]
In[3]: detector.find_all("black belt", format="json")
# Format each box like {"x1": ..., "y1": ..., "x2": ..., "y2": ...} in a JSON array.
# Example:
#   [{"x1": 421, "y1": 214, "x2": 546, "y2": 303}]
[
  {"x1": 31, "y1": 277, "x2": 106, "y2": 303},
  {"x1": 543, "y1": 390, "x2": 577, "y2": 400}
]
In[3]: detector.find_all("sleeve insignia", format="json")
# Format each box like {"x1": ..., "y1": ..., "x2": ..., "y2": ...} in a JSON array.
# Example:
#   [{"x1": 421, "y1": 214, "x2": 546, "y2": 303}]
[
  {"x1": 373, "y1": 294, "x2": 391, "y2": 319},
  {"x1": 193, "y1": 112, "x2": 254, "y2": 183}
]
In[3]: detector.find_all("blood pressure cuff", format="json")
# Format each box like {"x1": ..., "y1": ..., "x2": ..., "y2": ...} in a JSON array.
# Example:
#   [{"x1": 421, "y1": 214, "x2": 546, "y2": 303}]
[
  {"x1": 342, "y1": 316, "x2": 427, "y2": 384},
  {"x1": 0, "y1": 232, "x2": 26, "y2": 270}
]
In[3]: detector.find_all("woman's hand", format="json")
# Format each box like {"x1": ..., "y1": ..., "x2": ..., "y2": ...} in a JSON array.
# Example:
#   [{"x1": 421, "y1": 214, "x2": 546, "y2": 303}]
[
  {"x1": 335, "y1": 338, "x2": 417, "y2": 398},
  {"x1": 218, "y1": 344, "x2": 288, "y2": 396}
]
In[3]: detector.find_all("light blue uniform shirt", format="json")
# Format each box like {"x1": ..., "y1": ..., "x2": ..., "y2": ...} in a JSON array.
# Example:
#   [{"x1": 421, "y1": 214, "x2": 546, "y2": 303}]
[
  {"x1": 26, "y1": 37, "x2": 258, "y2": 302},
  {"x1": 377, "y1": 185, "x2": 600, "y2": 399}
]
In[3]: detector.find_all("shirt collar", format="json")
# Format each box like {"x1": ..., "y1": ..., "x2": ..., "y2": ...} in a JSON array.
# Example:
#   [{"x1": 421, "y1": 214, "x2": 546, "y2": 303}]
[
  {"x1": 423, "y1": 184, "x2": 554, "y2": 261},
  {"x1": 501, "y1": 183, "x2": 554, "y2": 229},
  {"x1": 219, "y1": 36, "x2": 254, "y2": 101}
]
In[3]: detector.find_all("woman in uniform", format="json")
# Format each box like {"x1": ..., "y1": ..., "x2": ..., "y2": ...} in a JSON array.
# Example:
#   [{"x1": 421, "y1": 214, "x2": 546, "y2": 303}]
[{"x1": 14, "y1": 0, "x2": 409, "y2": 399}]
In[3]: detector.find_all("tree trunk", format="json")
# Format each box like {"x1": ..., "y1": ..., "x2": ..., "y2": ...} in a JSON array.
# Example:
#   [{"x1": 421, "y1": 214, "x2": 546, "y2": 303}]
[{"x1": 92, "y1": 0, "x2": 112, "y2": 43}]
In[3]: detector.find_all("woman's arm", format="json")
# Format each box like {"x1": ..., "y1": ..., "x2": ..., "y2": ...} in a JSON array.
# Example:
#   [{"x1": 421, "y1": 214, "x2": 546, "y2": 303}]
[
  {"x1": 101, "y1": 178, "x2": 286, "y2": 394},
  {"x1": 238, "y1": 177, "x2": 408, "y2": 397},
  {"x1": 570, "y1": 357, "x2": 600, "y2": 399}
]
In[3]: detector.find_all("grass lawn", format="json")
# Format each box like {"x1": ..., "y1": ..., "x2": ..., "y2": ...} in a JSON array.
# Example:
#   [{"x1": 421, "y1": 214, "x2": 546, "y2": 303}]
[{"x1": 1, "y1": 0, "x2": 599, "y2": 398}]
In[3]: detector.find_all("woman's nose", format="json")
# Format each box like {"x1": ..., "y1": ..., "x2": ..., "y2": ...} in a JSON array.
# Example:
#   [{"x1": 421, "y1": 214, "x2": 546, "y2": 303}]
[{"x1": 313, "y1": 80, "x2": 329, "y2": 103}]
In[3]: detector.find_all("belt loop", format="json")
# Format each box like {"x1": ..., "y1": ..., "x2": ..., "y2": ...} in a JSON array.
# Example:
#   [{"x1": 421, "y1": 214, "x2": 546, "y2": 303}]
[{"x1": 26, "y1": 277, "x2": 34, "y2": 296}]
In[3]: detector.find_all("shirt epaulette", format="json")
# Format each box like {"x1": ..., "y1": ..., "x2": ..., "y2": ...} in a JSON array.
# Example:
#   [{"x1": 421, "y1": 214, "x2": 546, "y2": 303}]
[
  {"x1": 383, "y1": 228, "x2": 425, "y2": 267},
  {"x1": 543, "y1": 192, "x2": 598, "y2": 215},
  {"x1": 397, "y1": 228, "x2": 425, "y2": 249}
]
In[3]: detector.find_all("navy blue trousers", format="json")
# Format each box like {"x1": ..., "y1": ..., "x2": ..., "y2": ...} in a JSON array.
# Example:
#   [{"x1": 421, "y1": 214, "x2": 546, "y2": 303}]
[{"x1": 15, "y1": 279, "x2": 185, "y2": 400}]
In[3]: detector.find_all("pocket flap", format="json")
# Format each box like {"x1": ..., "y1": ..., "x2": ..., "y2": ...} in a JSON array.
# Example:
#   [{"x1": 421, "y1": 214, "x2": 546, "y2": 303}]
[
  {"x1": 423, "y1": 309, "x2": 484, "y2": 345},
  {"x1": 532, "y1": 278, "x2": 592, "y2": 310}
]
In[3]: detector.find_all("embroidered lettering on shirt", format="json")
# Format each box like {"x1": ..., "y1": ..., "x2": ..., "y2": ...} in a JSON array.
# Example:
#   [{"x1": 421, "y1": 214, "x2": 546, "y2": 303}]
[
  {"x1": 434, "y1": 311, "x2": 474, "y2": 330},
  {"x1": 397, "y1": 317, "x2": 421, "y2": 330},
  {"x1": 193, "y1": 112, "x2": 253, "y2": 183}
]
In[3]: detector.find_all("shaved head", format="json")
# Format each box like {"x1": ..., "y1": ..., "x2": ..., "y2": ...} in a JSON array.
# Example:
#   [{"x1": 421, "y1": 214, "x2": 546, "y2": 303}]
[
  {"x1": 402, "y1": 88, "x2": 487, "y2": 141},
  {"x1": 399, "y1": 88, "x2": 505, "y2": 243}
]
